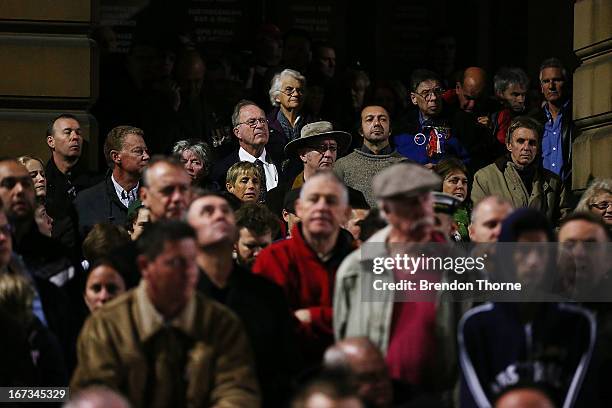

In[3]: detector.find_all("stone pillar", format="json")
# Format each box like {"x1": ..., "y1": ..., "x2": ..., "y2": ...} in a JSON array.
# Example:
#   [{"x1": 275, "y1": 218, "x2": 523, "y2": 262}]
[
  {"x1": 0, "y1": 1, "x2": 98, "y2": 168},
  {"x1": 572, "y1": 0, "x2": 612, "y2": 190}
]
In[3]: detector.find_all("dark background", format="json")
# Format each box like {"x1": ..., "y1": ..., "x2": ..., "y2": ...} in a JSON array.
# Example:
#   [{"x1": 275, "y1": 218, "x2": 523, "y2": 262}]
[{"x1": 98, "y1": 0, "x2": 577, "y2": 84}]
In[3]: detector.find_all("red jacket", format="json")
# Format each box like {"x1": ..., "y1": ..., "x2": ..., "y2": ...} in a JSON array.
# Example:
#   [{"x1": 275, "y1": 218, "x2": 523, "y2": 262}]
[{"x1": 252, "y1": 223, "x2": 355, "y2": 363}]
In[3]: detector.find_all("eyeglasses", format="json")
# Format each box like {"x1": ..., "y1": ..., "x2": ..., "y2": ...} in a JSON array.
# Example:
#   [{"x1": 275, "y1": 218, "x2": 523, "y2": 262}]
[
  {"x1": 236, "y1": 118, "x2": 268, "y2": 128},
  {"x1": 281, "y1": 86, "x2": 304, "y2": 96},
  {"x1": 413, "y1": 87, "x2": 445, "y2": 100},
  {"x1": 590, "y1": 201, "x2": 612, "y2": 211},
  {"x1": 126, "y1": 147, "x2": 150, "y2": 157},
  {"x1": 310, "y1": 144, "x2": 338, "y2": 154}
]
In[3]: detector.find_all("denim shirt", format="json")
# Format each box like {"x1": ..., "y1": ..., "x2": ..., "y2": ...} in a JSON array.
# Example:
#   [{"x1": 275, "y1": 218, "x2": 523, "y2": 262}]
[{"x1": 542, "y1": 100, "x2": 570, "y2": 179}]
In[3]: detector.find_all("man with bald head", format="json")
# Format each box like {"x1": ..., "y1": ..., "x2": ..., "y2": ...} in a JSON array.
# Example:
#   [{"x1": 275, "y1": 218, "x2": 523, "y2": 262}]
[
  {"x1": 324, "y1": 337, "x2": 394, "y2": 408},
  {"x1": 448, "y1": 67, "x2": 504, "y2": 173},
  {"x1": 468, "y1": 196, "x2": 513, "y2": 243},
  {"x1": 455, "y1": 67, "x2": 488, "y2": 117},
  {"x1": 494, "y1": 387, "x2": 555, "y2": 408}
]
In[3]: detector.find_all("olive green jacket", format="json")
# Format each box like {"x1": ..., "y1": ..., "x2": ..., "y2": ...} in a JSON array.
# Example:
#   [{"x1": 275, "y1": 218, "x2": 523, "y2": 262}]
[{"x1": 471, "y1": 156, "x2": 569, "y2": 224}]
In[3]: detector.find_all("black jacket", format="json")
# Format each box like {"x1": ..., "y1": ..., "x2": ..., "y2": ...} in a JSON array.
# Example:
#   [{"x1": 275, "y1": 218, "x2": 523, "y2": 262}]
[
  {"x1": 74, "y1": 175, "x2": 129, "y2": 239},
  {"x1": 197, "y1": 264, "x2": 300, "y2": 408}
]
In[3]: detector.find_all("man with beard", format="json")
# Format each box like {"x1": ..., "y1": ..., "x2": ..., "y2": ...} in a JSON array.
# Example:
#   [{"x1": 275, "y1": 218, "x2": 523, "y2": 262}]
[
  {"x1": 187, "y1": 192, "x2": 297, "y2": 407},
  {"x1": 471, "y1": 116, "x2": 569, "y2": 224},
  {"x1": 334, "y1": 163, "x2": 458, "y2": 401},
  {"x1": 335, "y1": 106, "x2": 407, "y2": 207}
]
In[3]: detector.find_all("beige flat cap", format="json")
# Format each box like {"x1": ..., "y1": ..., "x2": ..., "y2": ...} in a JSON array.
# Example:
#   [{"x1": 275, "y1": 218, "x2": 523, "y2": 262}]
[{"x1": 372, "y1": 162, "x2": 441, "y2": 199}]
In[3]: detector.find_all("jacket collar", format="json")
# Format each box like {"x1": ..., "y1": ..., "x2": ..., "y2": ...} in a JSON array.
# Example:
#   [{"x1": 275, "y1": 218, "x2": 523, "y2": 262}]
[{"x1": 134, "y1": 280, "x2": 197, "y2": 342}]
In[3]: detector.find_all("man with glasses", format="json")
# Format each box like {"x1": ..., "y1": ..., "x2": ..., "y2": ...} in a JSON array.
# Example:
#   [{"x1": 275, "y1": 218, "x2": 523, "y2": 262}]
[
  {"x1": 211, "y1": 99, "x2": 281, "y2": 193},
  {"x1": 266, "y1": 121, "x2": 368, "y2": 217},
  {"x1": 74, "y1": 126, "x2": 150, "y2": 238},
  {"x1": 392, "y1": 69, "x2": 469, "y2": 168}
]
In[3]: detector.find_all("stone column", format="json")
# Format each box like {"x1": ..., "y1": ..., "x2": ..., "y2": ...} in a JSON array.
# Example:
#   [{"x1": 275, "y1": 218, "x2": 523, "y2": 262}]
[
  {"x1": 572, "y1": 0, "x2": 612, "y2": 190},
  {"x1": 0, "y1": 0, "x2": 98, "y2": 168}
]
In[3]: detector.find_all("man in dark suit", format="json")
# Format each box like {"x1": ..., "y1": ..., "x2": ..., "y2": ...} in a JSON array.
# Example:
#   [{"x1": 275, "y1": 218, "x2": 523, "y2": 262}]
[
  {"x1": 210, "y1": 100, "x2": 282, "y2": 192},
  {"x1": 74, "y1": 126, "x2": 150, "y2": 239}
]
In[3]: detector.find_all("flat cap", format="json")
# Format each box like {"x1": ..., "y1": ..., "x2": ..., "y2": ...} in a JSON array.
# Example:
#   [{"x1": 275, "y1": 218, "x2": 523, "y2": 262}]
[{"x1": 372, "y1": 162, "x2": 441, "y2": 199}]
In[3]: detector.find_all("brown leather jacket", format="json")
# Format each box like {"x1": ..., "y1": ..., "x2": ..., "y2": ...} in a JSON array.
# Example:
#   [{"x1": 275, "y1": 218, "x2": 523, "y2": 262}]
[{"x1": 71, "y1": 282, "x2": 260, "y2": 407}]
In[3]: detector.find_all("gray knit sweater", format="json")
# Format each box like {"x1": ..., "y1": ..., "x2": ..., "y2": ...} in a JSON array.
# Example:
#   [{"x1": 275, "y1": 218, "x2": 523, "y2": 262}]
[{"x1": 334, "y1": 149, "x2": 407, "y2": 207}]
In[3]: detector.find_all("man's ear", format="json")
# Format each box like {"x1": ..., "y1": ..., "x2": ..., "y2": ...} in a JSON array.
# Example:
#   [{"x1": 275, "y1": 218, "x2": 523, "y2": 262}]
[
  {"x1": 506, "y1": 141, "x2": 513, "y2": 152},
  {"x1": 137, "y1": 254, "x2": 149, "y2": 279},
  {"x1": 233, "y1": 126, "x2": 241, "y2": 139},
  {"x1": 455, "y1": 81, "x2": 462, "y2": 92},
  {"x1": 110, "y1": 150, "x2": 121, "y2": 165},
  {"x1": 226, "y1": 182, "x2": 234, "y2": 193},
  {"x1": 410, "y1": 94, "x2": 418, "y2": 106},
  {"x1": 46, "y1": 136, "x2": 55, "y2": 150},
  {"x1": 139, "y1": 187, "x2": 149, "y2": 206},
  {"x1": 299, "y1": 150, "x2": 308, "y2": 163}
]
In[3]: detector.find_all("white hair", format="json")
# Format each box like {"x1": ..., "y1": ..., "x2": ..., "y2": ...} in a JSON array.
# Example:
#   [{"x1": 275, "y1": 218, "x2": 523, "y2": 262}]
[{"x1": 269, "y1": 68, "x2": 306, "y2": 107}]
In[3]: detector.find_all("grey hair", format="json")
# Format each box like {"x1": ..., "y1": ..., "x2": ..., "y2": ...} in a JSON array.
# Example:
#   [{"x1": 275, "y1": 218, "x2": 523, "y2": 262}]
[
  {"x1": 494, "y1": 67, "x2": 530, "y2": 95},
  {"x1": 539, "y1": 57, "x2": 568, "y2": 81},
  {"x1": 575, "y1": 178, "x2": 612, "y2": 212},
  {"x1": 299, "y1": 171, "x2": 349, "y2": 206},
  {"x1": 172, "y1": 139, "x2": 212, "y2": 177},
  {"x1": 231, "y1": 99, "x2": 260, "y2": 128},
  {"x1": 269, "y1": 69, "x2": 306, "y2": 107}
]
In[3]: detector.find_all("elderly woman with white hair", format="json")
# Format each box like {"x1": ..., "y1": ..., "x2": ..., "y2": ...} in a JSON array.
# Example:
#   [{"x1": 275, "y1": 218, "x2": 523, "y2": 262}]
[
  {"x1": 575, "y1": 178, "x2": 612, "y2": 228},
  {"x1": 267, "y1": 68, "x2": 316, "y2": 145}
]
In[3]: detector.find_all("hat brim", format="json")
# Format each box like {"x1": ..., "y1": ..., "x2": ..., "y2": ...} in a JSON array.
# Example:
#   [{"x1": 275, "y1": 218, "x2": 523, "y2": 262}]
[{"x1": 284, "y1": 131, "x2": 352, "y2": 158}]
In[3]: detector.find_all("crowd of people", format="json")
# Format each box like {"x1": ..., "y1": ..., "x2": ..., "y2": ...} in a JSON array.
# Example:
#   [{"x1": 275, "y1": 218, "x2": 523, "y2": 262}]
[{"x1": 0, "y1": 20, "x2": 611, "y2": 408}]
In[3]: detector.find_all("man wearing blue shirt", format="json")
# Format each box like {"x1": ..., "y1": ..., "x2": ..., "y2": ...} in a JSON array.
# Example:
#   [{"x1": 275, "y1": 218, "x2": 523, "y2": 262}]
[{"x1": 531, "y1": 58, "x2": 574, "y2": 186}]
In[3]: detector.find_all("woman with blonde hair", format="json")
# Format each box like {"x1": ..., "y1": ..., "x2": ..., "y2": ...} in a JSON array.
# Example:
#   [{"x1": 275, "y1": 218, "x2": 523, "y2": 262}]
[{"x1": 575, "y1": 178, "x2": 612, "y2": 229}]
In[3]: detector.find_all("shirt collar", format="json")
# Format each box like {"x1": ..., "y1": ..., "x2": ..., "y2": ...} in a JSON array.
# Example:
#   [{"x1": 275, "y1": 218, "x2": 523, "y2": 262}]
[
  {"x1": 543, "y1": 99, "x2": 570, "y2": 120},
  {"x1": 111, "y1": 174, "x2": 139, "y2": 198},
  {"x1": 134, "y1": 280, "x2": 197, "y2": 342},
  {"x1": 238, "y1": 146, "x2": 268, "y2": 163}
]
